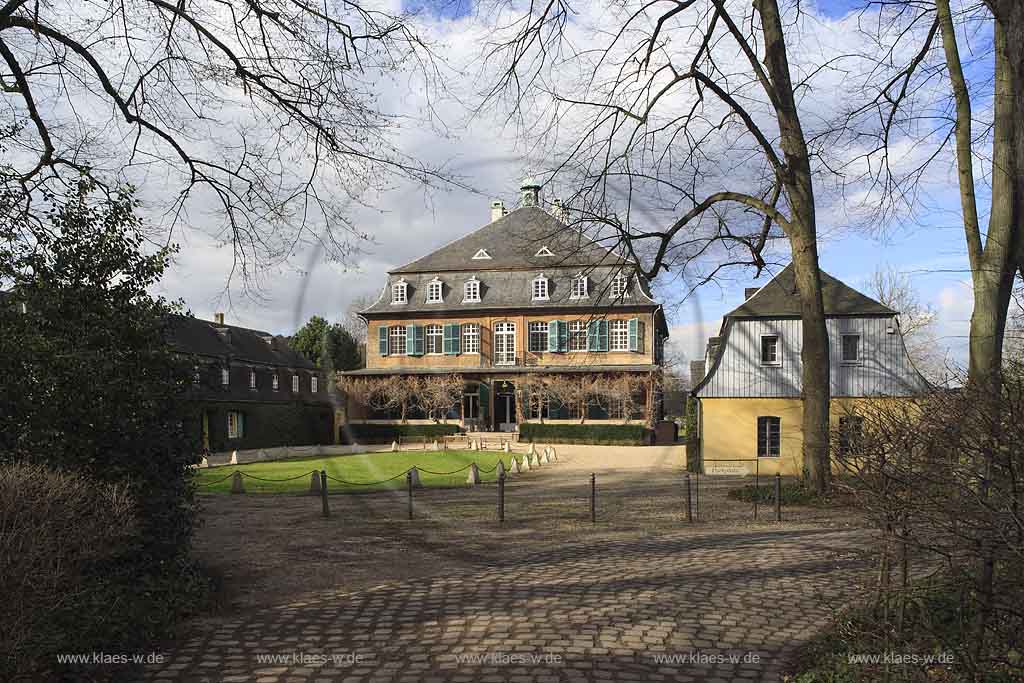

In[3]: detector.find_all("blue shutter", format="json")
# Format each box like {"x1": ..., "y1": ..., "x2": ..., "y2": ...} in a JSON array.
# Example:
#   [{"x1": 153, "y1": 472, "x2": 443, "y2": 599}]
[
  {"x1": 547, "y1": 320, "x2": 559, "y2": 352},
  {"x1": 587, "y1": 320, "x2": 599, "y2": 351},
  {"x1": 378, "y1": 326, "x2": 389, "y2": 356},
  {"x1": 597, "y1": 320, "x2": 609, "y2": 352},
  {"x1": 628, "y1": 318, "x2": 640, "y2": 352},
  {"x1": 444, "y1": 323, "x2": 460, "y2": 355},
  {"x1": 558, "y1": 320, "x2": 568, "y2": 352},
  {"x1": 407, "y1": 325, "x2": 424, "y2": 356}
]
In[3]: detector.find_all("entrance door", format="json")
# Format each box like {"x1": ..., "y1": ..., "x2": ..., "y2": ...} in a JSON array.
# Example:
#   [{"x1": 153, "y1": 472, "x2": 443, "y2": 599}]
[{"x1": 498, "y1": 393, "x2": 517, "y2": 432}]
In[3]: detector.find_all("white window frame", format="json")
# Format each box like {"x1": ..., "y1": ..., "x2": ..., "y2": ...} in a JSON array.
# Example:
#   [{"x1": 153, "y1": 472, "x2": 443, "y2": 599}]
[
  {"x1": 426, "y1": 324, "x2": 444, "y2": 354},
  {"x1": 534, "y1": 246, "x2": 554, "y2": 257},
  {"x1": 760, "y1": 335, "x2": 781, "y2": 366},
  {"x1": 272, "y1": 374, "x2": 279, "y2": 391},
  {"x1": 463, "y1": 278, "x2": 481, "y2": 303},
  {"x1": 841, "y1": 334, "x2": 861, "y2": 364},
  {"x1": 757, "y1": 416, "x2": 781, "y2": 458},
  {"x1": 532, "y1": 274, "x2": 549, "y2": 301},
  {"x1": 570, "y1": 274, "x2": 588, "y2": 299},
  {"x1": 227, "y1": 411, "x2": 243, "y2": 439},
  {"x1": 462, "y1": 323, "x2": 480, "y2": 354},
  {"x1": 311, "y1": 376, "x2": 319, "y2": 393},
  {"x1": 389, "y1": 326, "x2": 407, "y2": 356},
  {"x1": 221, "y1": 367, "x2": 230, "y2": 386},
  {"x1": 611, "y1": 272, "x2": 630, "y2": 298},
  {"x1": 472, "y1": 248, "x2": 492, "y2": 260},
  {"x1": 292, "y1": 374, "x2": 300, "y2": 392},
  {"x1": 249, "y1": 369, "x2": 257, "y2": 389},
  {"x1": 494, "y1": 321, "x2": 516, "y2": 365},
  {"x1": 569, "y1": 320, "x2": 587, "y2": 352},
  {"x1": 426, "y1": 278, "x2": 443, "y2": 303},
  {"x1": 609, "y1": 319, "x2": 629, "y2": 351},
  {"x1": 391, "y1": 279, "x2": 408, "y2": 305},
  {"x1": 528, "y1": 321, "x2": 548, "y2": 353}
]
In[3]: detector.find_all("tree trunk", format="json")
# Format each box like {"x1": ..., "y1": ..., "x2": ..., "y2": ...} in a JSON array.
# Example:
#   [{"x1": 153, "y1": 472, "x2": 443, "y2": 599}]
[{"x1": 757, "y1": 0, "x2": 831, "y2": 493}]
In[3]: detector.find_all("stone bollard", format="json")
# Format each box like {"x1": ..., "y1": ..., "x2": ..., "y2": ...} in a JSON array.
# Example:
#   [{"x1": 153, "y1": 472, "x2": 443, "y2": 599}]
[
  {"x1": 541, "y1": 449, "x2": 550, "y2": 465},
  {"x1": 432, "y1": 440, "x2": 439, "y2": 451},
  {"x1": 530, "y1": 451, "x2": 540, "y2": 468},
  {"x1": 521, "y1": 455, "x2": 531, "y2": 472},
  {"x1": 503, "y1": 442, "x2": 511, "y2": 453},
  {"x1": 391, "y1": 440, "x2": 399, "y2": 452},
  {"x1": 496, "y1": 460, "x2": 506, "y2": 479},
  {"x1": 309, "y1": 471, "x2": 322, "y2": 495},
  {"x1": 508, "y1": 456, "x2": 520, "y2": 475},
  {"x1": 527, "y1": 443, "x2": 537, "y2": 457},
  {"x1": 472, "y1": 440, "x2": 479, "y2": 451},
  {"x1": 549, "y1": 447, "x2": 558, "y2": 462},
  {"x1": 466, "y1": 463, "x2": 481, "y2": 485},
  {"x1": 230, "y1": 471, "x2": 245, "y2": 494},
  {"x1": 408, "y1": 466, "x2": 422, "y2": 488},
  {"x1": 229, "y1": 450, "x2": 238, "y2": 465}
]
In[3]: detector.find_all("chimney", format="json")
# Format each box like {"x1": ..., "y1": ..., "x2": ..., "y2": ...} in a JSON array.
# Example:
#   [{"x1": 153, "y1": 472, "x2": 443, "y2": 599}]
[
  {"x1": 520, "y1": 177, "x2": 541, "y2": 207},
  {"x1": 214, "y1": 312, "x2": 225, "y2": 325},
  {"x1": 551, "y1": 198, "x2": 568, "y2": 224},
  {"x1": 490, "y1": 200, "x2": 505, "y2": 222},
  {"x1": 744, "y1": 287, "x2": 760, "y2": 300}
]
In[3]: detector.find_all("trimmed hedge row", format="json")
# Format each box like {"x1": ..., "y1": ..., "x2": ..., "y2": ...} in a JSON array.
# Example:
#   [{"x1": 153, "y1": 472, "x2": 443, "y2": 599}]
[
  {"x1": 519, "y1": 423, "x2": 653, "y2": 446},
  {"x1": 342, "y1": 423, "x2": 461, "y2": 444}
]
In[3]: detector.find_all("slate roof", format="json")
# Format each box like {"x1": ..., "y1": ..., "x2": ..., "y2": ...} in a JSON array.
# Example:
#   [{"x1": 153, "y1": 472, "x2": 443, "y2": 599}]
[
  {"x1": 166, "y1": 315, "x2": 317, "y2": 369},
  {"x1": 725, "y1": 264, "x2": 896, "y2": 318},
  {"x1": 341, "y1": 364, "x2": 661, "y2": 376},
  {"x1": 392, "y1": 206, "x2": 628, "y2": 273},
  {"x1": 361, "y1": 266, "x2": 659, "y2": 316}
]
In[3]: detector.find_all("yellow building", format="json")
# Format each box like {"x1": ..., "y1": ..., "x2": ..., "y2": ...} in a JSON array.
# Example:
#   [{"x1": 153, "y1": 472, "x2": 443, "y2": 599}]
[
  {"x1": 690, "y1": 266, "x2": 928, "y2": 475},
  {"x1": 341, "y1": 182, "x2": 670, "y2": 432}
]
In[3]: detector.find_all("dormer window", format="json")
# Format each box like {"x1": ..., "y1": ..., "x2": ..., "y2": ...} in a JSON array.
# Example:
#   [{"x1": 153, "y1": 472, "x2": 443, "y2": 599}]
[
  {"x1": 249, "y1": 369, "x2": 257, "y2": 389},
  {"x1": 391, "y1": 279, "x2": 408, "y2": 304},
  {"x1": 426, "y1": 278, "x2": 443, "y2": 303},
  {"x1": 472, "y1": 248, "x2": 492, "y2": 260},
  {"x1": 611, "y1": 272, "x2": 629, "y2": 298},
  {"x1": 532, "y1": 274, "x2": 549, "y2": 301},
  {"x1": 535, "y1": 246, "x2": 554, "y2": 257},
  {"x1": 570, "y1": 274, "x2": 588, "y2": 299},
  {"x1": 463, "y1": 277, "x2": 481, "y2": 303},
  {"x1": 221, "y1": 367, "x2": 230, "y2": 386}
]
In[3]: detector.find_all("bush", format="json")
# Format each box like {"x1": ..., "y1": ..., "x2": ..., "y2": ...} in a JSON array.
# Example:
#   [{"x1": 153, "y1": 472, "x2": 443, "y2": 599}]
[
  {"x1": 728, "y1": 480, "x2": 825, "y2": 506},
  {"x1": 343, "y1": 423, "x2": 461, "y2": 443},
  {"x1": 519, "y1": 423, "x2": 652, "y2": 445}
]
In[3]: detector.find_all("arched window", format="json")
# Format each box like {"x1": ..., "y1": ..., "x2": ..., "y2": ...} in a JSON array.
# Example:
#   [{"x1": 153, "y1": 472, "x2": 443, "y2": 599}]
[{"x1": 532, "y1": 274, "x2": 549, "y2": 301}]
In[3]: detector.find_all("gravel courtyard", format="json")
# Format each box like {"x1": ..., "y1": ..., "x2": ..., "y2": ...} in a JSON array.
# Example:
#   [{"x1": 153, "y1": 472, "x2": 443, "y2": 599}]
[{"x1": 141, "y1": 446, "x2": 875, "y2": 682}]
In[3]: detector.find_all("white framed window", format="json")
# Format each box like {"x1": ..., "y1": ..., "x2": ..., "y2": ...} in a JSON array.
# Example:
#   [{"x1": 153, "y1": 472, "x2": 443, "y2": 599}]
[
  {"x1": 221, "y1": 367, "x2": 230, "y2": 386},
  {"x1": 532, "y1": 274, "x2": 549, "y2": 301},
  {"x1": 389, "y1": 326, "x2": 407, "y2": 356},
  {"x1": 311, "y1": 376, "x2": 319, "y2": 393},
  {"x1": 841, "y1": 334, "x2": 861, "y2": 363},
  {"x1": 611, "y1": 272, "x2": 629, "y2": 298},
  {"x1": 610, "y1": 319, "x2": 629, "y2": 351},
  {"x1": 426, "y1": 278, "x2": 443, "y2": 303},
  {"x1": 528, "y1": 321, "x2": 547, "y2": 352},
  {"x1": 757, "y1": 416, "x2": 781, "y2": 457},
  {"x1": 227, "y1": 411, "x2": 244, "y2": 439},
  {"x1": 462, "y1": 323, "x2": 480, "y2": 354},
  {"x1": 570, "y1": 274, "x2": 588, "y2": 299},
  {"x1": 426, "y1": 324, "x2": 444, "y2": 354},
  {"x1": 463, "y1": 278, "x2": 481, "y2": 303},
  {"x1": 494, "y1": 321, "x2": 516, "y2": 365},
  {"x1": 569, "y1": 320, "x2": 587, "y2": 351},
  {"x1": 249, "y1": 369, "x2": 257, "y2": 389},
  {"x1": 272, "y1": 374, "x2": 279, "y2": 391},
  {"x1": 391, "y1": 279, "x2": 408, "y2": 304},
  {"x1": 760, "y1": 335, "x2": 781, "y2": 365},
  {"x1": 292, "y1": 374, "x2": 300, "y2": 392}
]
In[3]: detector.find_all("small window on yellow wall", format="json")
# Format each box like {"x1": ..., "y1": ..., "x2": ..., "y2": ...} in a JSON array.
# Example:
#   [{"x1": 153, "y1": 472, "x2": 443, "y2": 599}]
[{"x1": 757, "y1": 416, "x2": 780, "y2": 457}]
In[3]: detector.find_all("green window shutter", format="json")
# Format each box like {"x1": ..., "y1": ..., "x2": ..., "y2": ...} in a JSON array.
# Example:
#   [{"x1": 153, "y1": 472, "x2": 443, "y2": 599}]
[
  {"x1": 444, "y1": 323, "x2": 460, "y2": 355},
  {"x1": 597, "y1": 320, "x2": 609, "y2": 352},
  {"x1": 587, "y1": 320, "x2": 599, "y2": 351},
  {"x1": 378, "y1": 326, "x2": 389, "y2": 356},
  {"x1": 628, "y1": 318, "x2": 640, "y2": 352},
  {"x1": 239, "y1": 412, "x2": 246, "y2": 439},
  {"x1": 407, "y1": 325, "x2": 424, "y2": 356},
  {"x1": 558, "y1": 320, "x2": 568, "y2": 352},
  {"x1": 547, "y1": 320, "x2": 559, "y2": 352},
  {"x1": 478, "y1": 382, "x2": 490, "y2": 420}
]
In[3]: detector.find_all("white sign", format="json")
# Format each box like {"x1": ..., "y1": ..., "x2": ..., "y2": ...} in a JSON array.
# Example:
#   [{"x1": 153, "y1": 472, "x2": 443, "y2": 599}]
[{"x1": 705, "y1": 463, "x2": 749, "y2": 476}]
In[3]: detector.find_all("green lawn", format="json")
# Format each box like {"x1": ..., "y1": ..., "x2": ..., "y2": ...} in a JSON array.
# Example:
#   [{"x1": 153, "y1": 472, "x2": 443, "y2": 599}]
[{"x1": 192, "y1": 450, "x2": 508, "y2": 494}]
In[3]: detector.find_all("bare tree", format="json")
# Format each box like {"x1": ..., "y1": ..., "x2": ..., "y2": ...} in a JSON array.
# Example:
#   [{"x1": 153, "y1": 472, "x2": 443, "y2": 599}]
[
  {"x1": 337, "y1": 374, "x2": 420, "y2": 424},
  {"x1": 417, "y1": 373, "x2": 464, "y2": 423},
  {"x1": 481, "y1": 0, "x2": 834, "y2": 491},
  {"x1": 0, "y1": 1, "x2": 454, "y2": 288},
  {"x1": 868, "y1": 264, "x2": 945, "y2": 382}
]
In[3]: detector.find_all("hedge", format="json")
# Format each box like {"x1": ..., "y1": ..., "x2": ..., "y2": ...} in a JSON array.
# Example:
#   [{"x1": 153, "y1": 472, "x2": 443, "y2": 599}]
[
  {"x1": 342, "y1": 423, "x2": 461, "y2": 444},
  {"x1": 518, "y1": 423, "x2": 653, "y2": 446}
]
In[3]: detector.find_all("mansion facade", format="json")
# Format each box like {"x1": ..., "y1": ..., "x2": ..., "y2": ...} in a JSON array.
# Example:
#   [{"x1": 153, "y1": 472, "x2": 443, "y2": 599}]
[{"x1": 341, "y1": 182, "x2": 669, "y2": 432}]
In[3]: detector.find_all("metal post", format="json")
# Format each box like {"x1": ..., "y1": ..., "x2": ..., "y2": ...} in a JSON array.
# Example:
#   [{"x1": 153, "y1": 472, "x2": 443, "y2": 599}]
[
  {"x1": 695, "y1": 471, "x2": 700, "y2": 521},
  {"x1": 320, "y1": 470, "x2": 329, "y2": 518},
  {"x1": 685, "y1": 473, "x2": 693, "y2": 523},
  {"x1": 498, "y1": 472, "x2": 505, "y2": 523},
  {"x1": 590, "y1": 473, "x2": 596, "y2": 524},
  {"x1": 774, "y1": 473, "x2": 782, "y2": 522},
  {"x1": 407, "y1": 470, "x2": 413, "y2": 520},
  {"x1": 754, "y1": 458, "x2": 759, "y2": 521}
]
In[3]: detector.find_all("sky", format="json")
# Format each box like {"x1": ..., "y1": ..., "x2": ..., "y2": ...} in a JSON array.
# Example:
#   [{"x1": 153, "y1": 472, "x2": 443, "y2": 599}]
[{"x1": 144, "y1": 0, "x2": 980, "y2": 373}]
